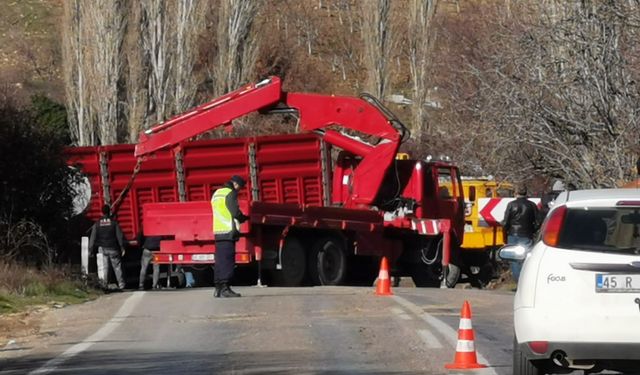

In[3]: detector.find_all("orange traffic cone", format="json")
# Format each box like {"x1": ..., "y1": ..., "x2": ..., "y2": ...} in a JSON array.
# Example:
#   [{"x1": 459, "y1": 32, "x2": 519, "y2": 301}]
[
  {"x1": 375, "y1": 257, "x2": 393, "y2": 296},
  {"x1": 445, "y1": 300, "x2": 487, "y2": 370}
]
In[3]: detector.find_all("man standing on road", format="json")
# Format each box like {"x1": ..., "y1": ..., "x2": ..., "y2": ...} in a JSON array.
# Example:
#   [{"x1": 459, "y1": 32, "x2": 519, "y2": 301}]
[
  {"x1": 137, "y1": 232, "x2": 161, "y2": 290},
  {"x1": 211, "y1": 175, "x2": 249, "y2": 298},
  {"x1": 502, "y1": 185, "x2": 539, "y2": 283},
  {"x1": 89, "y1": 205, "x2": 127, "y2": 291}
]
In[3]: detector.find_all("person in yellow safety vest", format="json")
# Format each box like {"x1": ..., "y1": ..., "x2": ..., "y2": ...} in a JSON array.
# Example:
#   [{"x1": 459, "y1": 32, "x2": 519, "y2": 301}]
[{"x1": 211, "y1": 175, "x2": 249, "y2": 298}]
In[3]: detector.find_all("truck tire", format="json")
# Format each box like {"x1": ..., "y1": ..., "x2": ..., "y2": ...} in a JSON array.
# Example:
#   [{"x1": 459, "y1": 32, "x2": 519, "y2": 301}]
[
  {"x1": 307, "y1": 246, "x2": 321, "y2": 286},
  {"x1": 462, "y1": 251, "x2": 495, "y2": 288},
  {"x1": 411, "y1": 262, "x2": 460, "y2": 288},
  {"x1": 410, "y1": 263, "x2": 441, "y2": 287},
  {"x1": 313, "y1": 236, "x2": 347, "y2": 286},
  {"x1": 443, "y1": 263, "x2": 461, "y2": 288},
  {"x1": 174, "y1": 269, "x2": 186, "y2": 289},
  {"x1": 273, "y1": 237, "x2": 307, "y2": 286}
]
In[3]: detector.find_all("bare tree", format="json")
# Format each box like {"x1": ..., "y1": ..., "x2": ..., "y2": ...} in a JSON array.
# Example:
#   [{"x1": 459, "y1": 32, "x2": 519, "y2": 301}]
[
  {"x1": 82, "y1": 0, "x2": 126, "y2": 145},
  {"x1": 125, "y1": 2, "x2": 149, "y2": 142},
  {"x1": 331, "y1": 0, "x2": 362, "y2": 83},
  {"x1": 62, "y1": 0, "x2": 95, "y2": 146},
  {"x1": 463, "y1": 1, "x2": 640, "y2": 187},
  {"x1": 407, "y1": 0, "x2": 439, "y2": 144},
  {"x1": 213, "y1": 0, "x2": 262, "y2": 96},
  {"x1": 173, "y1": 0, "x2": 206, "y2": 113},
  {"x1": 128, "y1": 0, "x2": 205, "y2": 139},
  {"x1": 361, "y1": 0, "x2": 394, "y2": 99},
  {"x1": 142, "y1": 0, "x2": 174, "y2": 124}
]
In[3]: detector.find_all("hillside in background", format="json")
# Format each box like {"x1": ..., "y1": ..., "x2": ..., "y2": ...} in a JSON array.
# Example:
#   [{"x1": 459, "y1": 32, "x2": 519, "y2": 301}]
[
  {"x1": 0, "y1": 0, "x2": 452, "y2": 109},
  {"x1": 0, "y1": 0, "x2": 63, "y2": 104},
  {"x1": 1, "y1": 0, "x2": 637, "y2": 188}
]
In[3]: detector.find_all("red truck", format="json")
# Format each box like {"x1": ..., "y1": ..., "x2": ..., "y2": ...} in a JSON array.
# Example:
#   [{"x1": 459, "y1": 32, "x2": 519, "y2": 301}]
[{"x1": 67, "y1": 77, "x2": 465, "y2": 288}]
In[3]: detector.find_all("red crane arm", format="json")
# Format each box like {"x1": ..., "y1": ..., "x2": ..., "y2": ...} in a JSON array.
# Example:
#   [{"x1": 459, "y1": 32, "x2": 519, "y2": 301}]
[
  {"x1": 134, "y1": 76, "x2": 402, "y2": 207},
  {"x1": 283, "y1": 92, "x2": 401, "y2": 206},
  {"x1": 135, "y1": 78, "x2": 282, "y2": 157}
]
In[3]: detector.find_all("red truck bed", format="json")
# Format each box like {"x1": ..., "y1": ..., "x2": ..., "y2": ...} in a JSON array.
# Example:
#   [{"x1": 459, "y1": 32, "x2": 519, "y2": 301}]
[{"x1": 66, "y1": 133, "x2": 330, "y2": 243}]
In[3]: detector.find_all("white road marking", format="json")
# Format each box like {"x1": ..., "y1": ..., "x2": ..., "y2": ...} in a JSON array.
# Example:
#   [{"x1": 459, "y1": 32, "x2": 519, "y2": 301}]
[
  {"x1": 392, "y1": 295, "x2": 498, "y2": 375},
  {"x1": 417, "y1": 329, "x2": 443, "y2": 349},
  {"x1": 390, "y1": 307, "x2": 412, "y2": 320},
  {"x1": 29, "y1": 292, "x2": 144, "y2": 375}
]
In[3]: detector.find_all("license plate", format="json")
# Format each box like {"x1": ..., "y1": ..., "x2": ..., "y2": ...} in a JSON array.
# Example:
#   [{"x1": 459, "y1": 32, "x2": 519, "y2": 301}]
[
  {"x1": 192, "y1": 254, "x2": 215, "y2": 261},
  {"x1": 596, "y1": 274, "x2": 640, "y2": 293}
]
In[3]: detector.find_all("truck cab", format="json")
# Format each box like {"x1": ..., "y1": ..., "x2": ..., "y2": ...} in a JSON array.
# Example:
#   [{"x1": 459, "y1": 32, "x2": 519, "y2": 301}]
[{"x1": 461, "y1": 178, "x2": 514, "y2": 250}]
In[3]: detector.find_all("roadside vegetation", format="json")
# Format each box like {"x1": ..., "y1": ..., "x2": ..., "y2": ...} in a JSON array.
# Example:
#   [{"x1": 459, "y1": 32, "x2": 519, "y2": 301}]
[
  {"x1": 0, "y1": 96, "x2": 97, "y2": 315},
  {"x1": 0, "y1": 261, "x2": 98, "y2": 314}
]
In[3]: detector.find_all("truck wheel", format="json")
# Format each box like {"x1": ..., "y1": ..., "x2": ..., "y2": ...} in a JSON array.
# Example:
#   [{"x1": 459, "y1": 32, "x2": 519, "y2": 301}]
[
  {"x1": 411, "y1": 263, "x2": 460, "y2": 288},
  {"x1": 174, "y1": 269, "x2": 187, "y2": 289},
  {"x1": 313, "y1": 236, "x2": 347, "y2": 286},
  {"x1": 463, "y1": 251, "x2": 495, "y2": 288},
  {"x1": 273, "y1": 237, "x2": 306, "y2": 286},
  {"x1": 443, "y1": 263, "x2": 461, "y2": 288},
  {"x1": 410, "y1": 263, "x2": 441, "y2": 287}
]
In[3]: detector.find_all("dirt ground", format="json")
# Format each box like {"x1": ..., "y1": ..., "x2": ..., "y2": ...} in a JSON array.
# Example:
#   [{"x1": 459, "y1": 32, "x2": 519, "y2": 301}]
[{"x1": 0, "y1": 306, "x2": 48, "y2": 350}]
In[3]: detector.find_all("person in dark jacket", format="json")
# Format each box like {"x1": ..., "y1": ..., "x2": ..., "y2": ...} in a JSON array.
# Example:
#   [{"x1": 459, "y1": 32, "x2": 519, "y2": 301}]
[
  {"x1": 211, "y1": 175, "x2": 249, "y2": 298},
  {"x1": 89, "y1": 205, "x2": 127, "y2": 290},
  {"x1": 502, "y1": 185, "x2": 539, "y2": 282},
  {"x1": 137, "y1": 232, "x2": 162, "y2": 290}
]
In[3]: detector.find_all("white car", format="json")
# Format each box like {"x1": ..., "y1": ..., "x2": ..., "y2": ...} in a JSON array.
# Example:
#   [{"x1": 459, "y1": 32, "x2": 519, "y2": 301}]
[{"x1": 500, "y1": 189, "x2": 640, "y2": 375}]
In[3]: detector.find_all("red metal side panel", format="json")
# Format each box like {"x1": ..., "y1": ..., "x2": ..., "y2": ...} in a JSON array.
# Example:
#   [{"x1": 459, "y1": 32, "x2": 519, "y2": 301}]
[
  {"x1": 66, "y1": 144, "x2": 178, "y2": 242},
  {"x1": 180, "y1": 133, "x2": 325, "y2": 206},
  {"x1": 181, "y1": 138, "x2": 250, "y2": 202},
  {"x1": 142, "y1": 200, "x2": 249, "y2": 241},
  {"x1": 105, "y1": 145, "x2": 177, "y2": 239},
  {"x1": 255, "y1": 134, "x2": 325, "y2": 206},
  {"x1": 66, "y1": 133, "x2": 326, "y2": 247}
]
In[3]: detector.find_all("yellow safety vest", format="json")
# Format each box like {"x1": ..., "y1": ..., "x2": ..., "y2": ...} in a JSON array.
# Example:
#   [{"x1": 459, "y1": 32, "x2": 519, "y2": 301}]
[{"x1": 211, "y1": 187, "x2": 233, "y2": 235}]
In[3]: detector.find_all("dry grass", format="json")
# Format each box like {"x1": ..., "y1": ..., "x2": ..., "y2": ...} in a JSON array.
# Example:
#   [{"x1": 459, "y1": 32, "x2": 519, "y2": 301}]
[{"x1": 0, "y1": 261, "x2": 98, "y2": 314}]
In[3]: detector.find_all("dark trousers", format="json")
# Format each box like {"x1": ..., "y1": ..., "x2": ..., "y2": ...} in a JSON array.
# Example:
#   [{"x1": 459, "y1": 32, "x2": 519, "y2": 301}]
[
  {"x1": 214, "y1": 240, "x2": 236, "y2": 283},
  {"x1": 139, "y1": 249, "x2": 160, "y2": 288},
  {"x1": 100, "y1": 247, "x2": 125, "y2": 289}
]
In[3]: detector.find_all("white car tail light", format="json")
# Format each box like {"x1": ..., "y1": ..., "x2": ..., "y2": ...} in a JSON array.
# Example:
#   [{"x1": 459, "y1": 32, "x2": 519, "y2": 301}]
[{"x1": 542, "y1": 205, "x2": 567, "y2": 247}]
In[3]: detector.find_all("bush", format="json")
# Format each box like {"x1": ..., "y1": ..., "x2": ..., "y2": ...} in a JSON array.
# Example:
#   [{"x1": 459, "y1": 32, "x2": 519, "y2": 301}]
[
  {"x1": 0, "y1": 261, "x2": 97, "y2": 313},
  {"x1": 0, "y1": 97, "x2": 80, "y2": 265},
  {"x1": 24, "y1": 281, "x2": 47, "y2": 297}
]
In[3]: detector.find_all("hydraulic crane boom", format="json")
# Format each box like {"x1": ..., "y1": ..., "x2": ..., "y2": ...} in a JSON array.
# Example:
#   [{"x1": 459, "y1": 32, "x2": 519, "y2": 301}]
[{"x1": 134, "y1": 76, "x2": 405, "y2": 208}]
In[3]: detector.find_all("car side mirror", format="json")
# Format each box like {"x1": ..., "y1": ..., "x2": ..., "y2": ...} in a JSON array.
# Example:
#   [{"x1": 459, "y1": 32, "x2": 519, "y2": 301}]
[{"x1": 499, "y1": 244, "x2": 528, "y2": 261}]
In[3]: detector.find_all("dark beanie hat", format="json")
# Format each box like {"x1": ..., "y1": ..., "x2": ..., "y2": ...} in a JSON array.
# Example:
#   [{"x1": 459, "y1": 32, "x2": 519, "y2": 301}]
[{"x1": 230, "y1": 175, "x2": 246, "y2": 188}]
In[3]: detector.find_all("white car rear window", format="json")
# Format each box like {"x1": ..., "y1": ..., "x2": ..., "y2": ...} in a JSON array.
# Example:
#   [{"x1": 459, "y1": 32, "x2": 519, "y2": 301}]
[{"x1": 558, "y1": 207, "x2": 640, "y2": 254}]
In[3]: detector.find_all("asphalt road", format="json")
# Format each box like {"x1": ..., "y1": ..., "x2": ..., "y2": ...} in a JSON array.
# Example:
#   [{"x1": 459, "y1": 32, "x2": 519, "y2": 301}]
[{"x1": 0, "y1": 286, "x2": 534, "y2": 374}]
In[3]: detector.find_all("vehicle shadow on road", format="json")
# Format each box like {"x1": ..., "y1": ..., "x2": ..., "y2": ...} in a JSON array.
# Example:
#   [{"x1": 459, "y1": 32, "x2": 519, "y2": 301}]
[{"x1": 1, "y1": 349, "x2": 452, "y2": 374}]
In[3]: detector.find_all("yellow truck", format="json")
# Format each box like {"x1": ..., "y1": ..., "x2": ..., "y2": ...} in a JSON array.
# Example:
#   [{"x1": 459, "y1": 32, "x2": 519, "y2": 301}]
[
  {"x1": 461, "y1": 178, "x2": 514, "y2": 249},
  {"x1": 459, "y1": 178, "x2": 515, "y2": 286}
]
